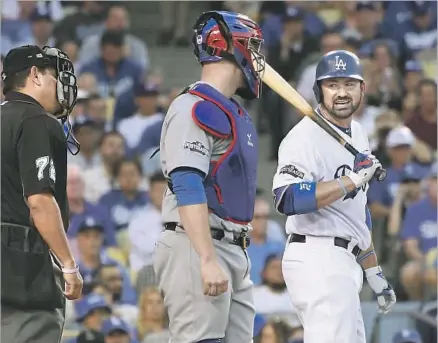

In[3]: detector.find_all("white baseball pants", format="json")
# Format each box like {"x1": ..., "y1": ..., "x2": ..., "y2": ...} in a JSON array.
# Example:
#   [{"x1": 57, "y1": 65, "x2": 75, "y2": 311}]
[{"x1": 282, "y1": 235, "x2": 366, "y2": 343}]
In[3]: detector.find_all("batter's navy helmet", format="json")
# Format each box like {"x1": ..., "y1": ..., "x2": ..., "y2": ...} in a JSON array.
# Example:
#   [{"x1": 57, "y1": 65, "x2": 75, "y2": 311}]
[
  {"x1": 192, "y1": 11, "x2": 265, "y2": 100},
  {"x1": 313, "y1": 50, "x2": 364, "y2": 103}
]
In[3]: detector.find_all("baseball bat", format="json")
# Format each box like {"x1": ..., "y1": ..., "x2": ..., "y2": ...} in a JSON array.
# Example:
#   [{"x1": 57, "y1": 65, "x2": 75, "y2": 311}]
[{"x1": 257, "y1": 61, "x2": 387, "y2": 181}]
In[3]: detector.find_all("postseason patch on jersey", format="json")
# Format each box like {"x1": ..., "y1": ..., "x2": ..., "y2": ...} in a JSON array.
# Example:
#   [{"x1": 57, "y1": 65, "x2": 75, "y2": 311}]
[
  {"x1": 183, "y1": 140, "x2": 208, "y2": 156},
  {"x1": 279, "y1": 164, "x2": 304, "y2": 179}
]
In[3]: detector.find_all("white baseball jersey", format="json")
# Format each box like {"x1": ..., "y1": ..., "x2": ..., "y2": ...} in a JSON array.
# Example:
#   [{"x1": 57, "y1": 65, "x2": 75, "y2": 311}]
[{"x1": 272, "y1": 114, "x2": 372, "y2": 250}]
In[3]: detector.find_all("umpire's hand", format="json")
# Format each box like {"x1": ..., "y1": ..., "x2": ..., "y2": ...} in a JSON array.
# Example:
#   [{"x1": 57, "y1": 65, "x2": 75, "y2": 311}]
[
  {"x1": 63, "y1": 269, "x2": 84, "y2": 300},
  {"x1": 201, "y1": 259, "x2": 229, "y2": 297}
]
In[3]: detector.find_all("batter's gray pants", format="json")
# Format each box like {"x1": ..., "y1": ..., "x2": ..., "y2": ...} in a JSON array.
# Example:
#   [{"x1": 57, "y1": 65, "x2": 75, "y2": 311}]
[
  {"x1": 153, "y1": 229, "x2": 255, "y2": 343},
  {"x1": 1, "y1": 259, "x2": 66, "y2": 343}
]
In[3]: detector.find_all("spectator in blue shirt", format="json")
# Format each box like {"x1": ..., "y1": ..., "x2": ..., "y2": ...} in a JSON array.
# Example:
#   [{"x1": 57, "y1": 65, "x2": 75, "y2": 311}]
[
  {"x1": 1, "y1": 0, "x2": 35, "y2": 45},
  {"x1": 99, "y1": 158, "x2": 149, "y2": 231},
  {"x1": 387, "y1": 163, "x2": 423, "y2": 237},
  {"x1": 247, "y1": 197, "x2": 284, "y2": 285},
  {"x1": 400, "y1": 164, "x2": 438, "y2": 300},
  {"x1": 396, "y1": 1, "x2": 437, "y2": 62},
  {"x1": 16, "y1": 10, "x2": 56, "y2": 48},
  {"x1": 79, "y1": 30, "x2": 145, "y2": 127},
  {"x1": 67, "y1": 164, "x2": 117, "y2": 246},
  {"x1": 65, "y1": 293, "x2": 111, "y2": 343},
  {"x1": 96, "y1": 265, "x2": 138, "y2": 325},
  {"x1": 260, "y1": 4, "x2": 326, "y2": 49},
  {"x1": 75, "y1": 293, "x2": 112, "y2": 322},
  {"x1": 350, "y1": 2, "x2": 386, "y2": 46},
  {"x1": 402, "y1": 60, "x2": 424, "y2": 98},
  {"x1": 368, "y1": 126, "x2": 429, "y2": 220},
  {"x1": 71, "y1": 216, "x2": 136, "y2": 307},
  {"x1": 73, "y1": 216, "x2": 120, "y2": 295},
  {"x1": 102, "y1": 317, "x2": 137, "y2": 343}
]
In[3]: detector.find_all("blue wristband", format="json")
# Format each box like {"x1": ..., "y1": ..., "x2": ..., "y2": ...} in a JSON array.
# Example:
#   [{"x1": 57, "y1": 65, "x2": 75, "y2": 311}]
[{"x1": 357, "y1": 250, "x2": 375, "y2": 263}]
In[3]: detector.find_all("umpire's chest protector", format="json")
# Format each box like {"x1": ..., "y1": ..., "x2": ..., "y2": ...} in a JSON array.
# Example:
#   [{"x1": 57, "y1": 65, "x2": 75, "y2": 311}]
[{"x1": 189, "y1": 83, "x2": 258, "y2": 224}]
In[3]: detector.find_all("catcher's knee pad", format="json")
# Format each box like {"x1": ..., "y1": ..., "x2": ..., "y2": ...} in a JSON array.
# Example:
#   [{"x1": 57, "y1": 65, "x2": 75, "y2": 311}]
[{"x1": 196, "y1": 339, "x2": 224, "y2": 343}]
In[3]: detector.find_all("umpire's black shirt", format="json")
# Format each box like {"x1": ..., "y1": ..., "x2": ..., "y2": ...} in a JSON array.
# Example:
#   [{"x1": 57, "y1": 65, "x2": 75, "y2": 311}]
[{"x1": 1, "y1": 91, "x2": 69, "y2": 229}]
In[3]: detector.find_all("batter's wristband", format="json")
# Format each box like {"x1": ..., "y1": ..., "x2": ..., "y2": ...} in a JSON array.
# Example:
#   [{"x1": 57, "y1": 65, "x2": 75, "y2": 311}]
[
  {"x1": 62, "y1": 265, "x2": 79, "y2": 274},
  {"x1": 336, "y1": 178, "x2": 347, "y2": 196},
  {"x1": 357, "y1": 250, "x2": 375, "y2": 263}
]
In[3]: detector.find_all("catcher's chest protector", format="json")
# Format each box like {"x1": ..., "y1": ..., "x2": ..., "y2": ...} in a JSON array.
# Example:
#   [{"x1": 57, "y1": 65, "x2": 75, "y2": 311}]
[{"x1": 188, "y1": 83, "x2": 258, "y2": 223}]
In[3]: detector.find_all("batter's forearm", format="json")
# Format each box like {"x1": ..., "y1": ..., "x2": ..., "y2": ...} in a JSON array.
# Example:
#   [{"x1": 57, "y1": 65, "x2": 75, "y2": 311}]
[
  {"x1": 178, "y1": 203, "x2": 217, "y2": 262},
  {"x1": 28, "y1": 194, "x2": 76, "y2": 268},
  {"x1": 274, "y1": 176, "x2": 358, "y2": 216},
  {"x1": 357, "y1": 242, "x2": 378, "y2": 270},
  {"x1": 315, "y1": 176, "x2": 357, "y2": 209}
]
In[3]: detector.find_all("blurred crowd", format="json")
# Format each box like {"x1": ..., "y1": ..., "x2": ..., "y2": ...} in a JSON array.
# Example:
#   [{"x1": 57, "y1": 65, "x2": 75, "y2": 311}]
[{"x1": 1, "y1": 1, "x2": 437, "y2": 343}]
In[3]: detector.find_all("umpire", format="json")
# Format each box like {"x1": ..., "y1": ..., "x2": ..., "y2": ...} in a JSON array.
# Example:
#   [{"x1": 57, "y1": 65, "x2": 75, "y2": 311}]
[{"x1": 1, "y1": 45, "x2": 83, "y2": 343}]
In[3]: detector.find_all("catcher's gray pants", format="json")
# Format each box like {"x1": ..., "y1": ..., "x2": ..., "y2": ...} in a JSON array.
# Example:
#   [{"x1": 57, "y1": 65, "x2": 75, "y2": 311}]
[
  {"x1": 153, "y1": 228, "x2": 255, "y2": 343},
  {"x1": 1, "y1": 260, "x2": 65, "y2": 343}
]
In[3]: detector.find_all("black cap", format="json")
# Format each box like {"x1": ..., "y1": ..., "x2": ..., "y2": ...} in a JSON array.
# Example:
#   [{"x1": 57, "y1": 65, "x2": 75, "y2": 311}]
[
  {"x1": 356, "y1": 1, "x2": 379, "y2": 11},
  {"x1": 29, "y1": 10, "x2": 52, "y2": 22},
  {"x1": 134, "y1": 82, "x2": 160, "y2": 97},
  {"x1": 1, "y1": 45, "x2": 54, "y2": 82},
  {"x1": 73, "y1": 117, "x2": 98, "y2": 133},
  {"x1": 411, "y1": 1, "x2": 432, "y2": 16},
  {"x1": 78, "y1": 216, "x2": 104, "y2": 234},
  {"x1": 283, "y1": 6, "x2": 304, "y2": 22},
  {"x1": 100, "y1": 30, "x2": 125, "y2": 47}
]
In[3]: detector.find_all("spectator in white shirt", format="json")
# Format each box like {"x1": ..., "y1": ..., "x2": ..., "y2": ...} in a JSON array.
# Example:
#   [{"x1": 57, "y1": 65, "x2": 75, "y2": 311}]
[
  {"x1": 128, "y1": 173, "x2": 167, "y2": 272},
  {"x1": 78, "y1": 4, "x2": 149, "y2": 70},
  {"x1": 117, "y1": 83, "x2": 164, "y2": 151},
  {"x1": 84, "y1": 131, "x2": 126, "y2": 203},
  {"x1": 68, "y1": 117, "x2": 101, "y2": 171},
  {"x1": 253, "y1": 255, "x2": 297, "y2": 321}
]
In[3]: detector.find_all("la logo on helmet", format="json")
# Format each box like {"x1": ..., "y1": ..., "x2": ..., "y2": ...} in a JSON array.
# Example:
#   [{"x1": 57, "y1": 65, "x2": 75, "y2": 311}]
[{"x1": 334, "y1": 55, "x2": 347, "y2": 71}]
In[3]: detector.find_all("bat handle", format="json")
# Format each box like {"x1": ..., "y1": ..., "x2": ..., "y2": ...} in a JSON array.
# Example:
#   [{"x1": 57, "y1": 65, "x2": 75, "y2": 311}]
[{"x1": 375, "y1": 168, "x2": 387, "y2": 182}]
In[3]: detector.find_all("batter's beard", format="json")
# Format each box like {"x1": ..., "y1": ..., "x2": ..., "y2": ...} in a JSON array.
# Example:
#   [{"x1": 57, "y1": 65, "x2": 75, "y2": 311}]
[{"x1": 322, "y1": 100, "x2": 360, "y2": 120}]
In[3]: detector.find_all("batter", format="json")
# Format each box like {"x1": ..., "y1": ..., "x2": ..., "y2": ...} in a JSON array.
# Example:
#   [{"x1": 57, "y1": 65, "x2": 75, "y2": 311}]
[{"x1": 272, "y1": 50, "x2": 397, "y2": 343}]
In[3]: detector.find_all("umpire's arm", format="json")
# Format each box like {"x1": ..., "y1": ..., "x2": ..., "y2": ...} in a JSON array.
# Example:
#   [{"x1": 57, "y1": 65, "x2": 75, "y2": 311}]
[{"x1": 17, "y1": 116, "x2": 76, "y2": 270}]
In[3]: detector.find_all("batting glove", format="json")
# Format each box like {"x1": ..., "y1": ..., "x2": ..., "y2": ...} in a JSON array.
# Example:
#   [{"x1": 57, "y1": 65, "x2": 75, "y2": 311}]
[
  {"x1": 346, "y1": 153, "x2": 382, "y2": 188},
  {"x1": 365, "y1": 266, "x2": 397, "y2": 314}
]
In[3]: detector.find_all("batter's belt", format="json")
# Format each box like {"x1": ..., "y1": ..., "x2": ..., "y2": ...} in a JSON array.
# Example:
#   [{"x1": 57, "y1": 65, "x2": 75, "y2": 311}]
[
  {"x1": 164, "y1": 222, "x2": 250, "y2": 249},
  {"x1": 289, "y1": 233, "x2": 361, "y2": 258}
]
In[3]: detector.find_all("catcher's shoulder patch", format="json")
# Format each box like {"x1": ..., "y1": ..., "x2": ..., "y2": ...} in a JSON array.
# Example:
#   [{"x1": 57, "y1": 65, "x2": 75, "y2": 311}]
[{"x1": 192, "y1": 101, "x2": 231, "y2": 138}]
